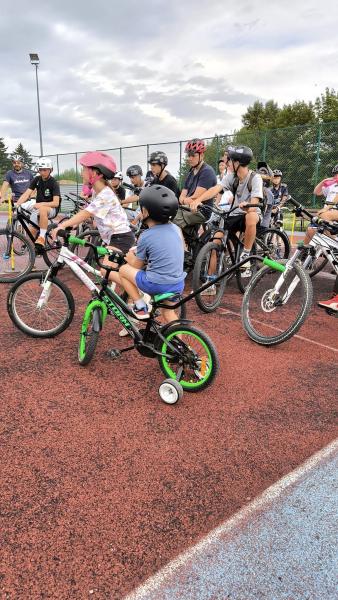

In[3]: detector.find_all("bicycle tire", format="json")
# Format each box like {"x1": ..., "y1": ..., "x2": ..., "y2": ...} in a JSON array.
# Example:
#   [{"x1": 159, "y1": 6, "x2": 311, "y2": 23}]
[
  {"x1": 192, "y1": 241, "x2": 227, "y2": 313},
  {"x1": 156, "y1": 323, "x2": 219, "y2": 392},
  {"x1": 78, "y1": 306, "x2": 101, "y2": 365},
  {"x1": 42, "y1": 226, "x2": 62, "y2": 267},
  {"x1": 241, "y1": 260, "x2": 313, "y2": 346},
  {"x1": 308, "y1": 255, "x2": 329, "y2": 278},
  {"x1": 7, "y1": 272, "x2": 75, "y2": 337},
  {"x1": 70, "y1": 229, "x2": 101, "y2": 266},
  {"x1": 258, "y1": 228, "x2": 291, "y2": 260},
  {"x1": 0, "y1": 229, "x2": 35, "y2": 283}
]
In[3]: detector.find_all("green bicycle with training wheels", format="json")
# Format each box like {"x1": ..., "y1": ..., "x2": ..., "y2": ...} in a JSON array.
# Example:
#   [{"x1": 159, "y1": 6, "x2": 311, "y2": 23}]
[{"x1": 69, "y1": 230, "x2": 220, "y2": 404}]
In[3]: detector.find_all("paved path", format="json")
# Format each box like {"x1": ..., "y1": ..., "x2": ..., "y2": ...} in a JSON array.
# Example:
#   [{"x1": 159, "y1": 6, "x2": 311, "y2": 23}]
[{"x1": 126, "y1": 440, "x2": 338, "y2": 600}]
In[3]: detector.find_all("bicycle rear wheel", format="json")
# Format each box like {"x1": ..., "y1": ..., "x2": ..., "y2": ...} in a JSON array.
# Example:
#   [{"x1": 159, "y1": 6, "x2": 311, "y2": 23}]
[
  {"x1": 7, "y1": 272, "x2": 75, "y2": 337},
  {"x1": 257, "y1": 228, "x2": 290, "y2": 260},
  {"x1": 156, "y1": 324, "x2": 219, "y2": 392},
  {"x1": 0, "y1": 229, "x2": 35, "y2": 282},
  {"x1": 192, "y1": 242, "x2": 228, "y2": 313},
  {"x1": 241, "y1": 261, "x2": 313, "y2": 346},
  {"x1": 78, "y1": 307, "x2": 101, "y2": 365}
]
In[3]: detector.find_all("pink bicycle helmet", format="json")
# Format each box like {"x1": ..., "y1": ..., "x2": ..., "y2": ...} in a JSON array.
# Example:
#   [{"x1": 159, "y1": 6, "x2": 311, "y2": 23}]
[{"x1": 80, "y1": 151, "x2": 117, "y2": 180}]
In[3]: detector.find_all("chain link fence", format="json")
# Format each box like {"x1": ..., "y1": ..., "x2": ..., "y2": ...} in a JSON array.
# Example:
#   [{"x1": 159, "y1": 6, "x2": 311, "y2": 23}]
[{"x1": 32, "y1": 121, "x2": 338, "y2": 208}]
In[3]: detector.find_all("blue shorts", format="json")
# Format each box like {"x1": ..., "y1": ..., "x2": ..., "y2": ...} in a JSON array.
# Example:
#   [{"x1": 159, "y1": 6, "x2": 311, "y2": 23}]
[{"x1": 135, "y1": 270, "x2": 185, "y2": 296}]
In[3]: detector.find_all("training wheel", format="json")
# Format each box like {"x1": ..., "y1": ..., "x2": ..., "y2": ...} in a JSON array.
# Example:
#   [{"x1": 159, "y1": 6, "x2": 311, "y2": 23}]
[
  {"x1": 158, "y1": 378, "x2": 183, "y2": 404},
  {"x1": 107, "y1": 348, "x2": 122, "y2": 360}
]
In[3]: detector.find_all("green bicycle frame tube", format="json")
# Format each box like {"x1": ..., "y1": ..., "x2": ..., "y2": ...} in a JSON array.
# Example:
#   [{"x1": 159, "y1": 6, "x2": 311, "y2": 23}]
[{"x1": 262, "y1": 257, "x2": 286, "y2": 272}]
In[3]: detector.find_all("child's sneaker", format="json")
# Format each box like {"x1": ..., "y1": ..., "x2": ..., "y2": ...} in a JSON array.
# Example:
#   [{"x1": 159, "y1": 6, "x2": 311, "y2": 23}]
[
  {"x1": 200, "y1": 284, "x2": 216, "y2": 296},
  {"x1": 239, "y1": 251, "x2": 252, "y2": 277},
  {"x1": 133, "y1": 303, "x2": 150, "y2": 319}
]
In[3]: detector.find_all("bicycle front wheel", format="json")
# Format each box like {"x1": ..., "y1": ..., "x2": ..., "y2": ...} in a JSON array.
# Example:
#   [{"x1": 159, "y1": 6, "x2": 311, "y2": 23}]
[
  {"x1": 0, "y1": 229, "x2": 35, "y2": 282},
  {"x1": 78, "y1": 307, "x2": 101, "y2": 365},
  {"x1": 156, "y1": 324, "x2": 219, "y2": 392},
  {"x1": 7, "y1": 272, "x2": 75, "y2": 337},
  {"x1": 192, "y1": 242, "x2": 228, "y2": 313},
  {"x1": 241, "y1": 261, "x2": 313, "y2": 346}
]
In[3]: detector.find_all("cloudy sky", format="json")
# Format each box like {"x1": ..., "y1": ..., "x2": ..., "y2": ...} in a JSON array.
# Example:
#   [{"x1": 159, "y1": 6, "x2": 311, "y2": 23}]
[{"x1": 1, "y1": 0, "x2": 338, "y2": 167}]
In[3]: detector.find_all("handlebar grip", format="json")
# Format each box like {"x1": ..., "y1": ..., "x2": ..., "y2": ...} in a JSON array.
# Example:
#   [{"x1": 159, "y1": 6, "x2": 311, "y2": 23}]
[{"x1": 287, "y1": 196, "x2": 301, "y2": 208}]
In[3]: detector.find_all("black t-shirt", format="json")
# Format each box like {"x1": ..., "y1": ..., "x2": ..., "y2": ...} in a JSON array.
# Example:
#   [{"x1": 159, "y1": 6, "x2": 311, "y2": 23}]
[
  {"x1": 29, "y1": 175, "x2": 61, "y2": 205},
  {"x1": 113, "y1": 185, "x2": 126, "y2": 201},
  {"x1": 156, "y1": 172, "x2": 180, "y2": 198}
]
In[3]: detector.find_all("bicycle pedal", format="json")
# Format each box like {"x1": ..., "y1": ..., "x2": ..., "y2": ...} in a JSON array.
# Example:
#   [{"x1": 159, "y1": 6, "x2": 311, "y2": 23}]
[{"x1": 107, "y1": 348, "x2": 122, "y2": 359}]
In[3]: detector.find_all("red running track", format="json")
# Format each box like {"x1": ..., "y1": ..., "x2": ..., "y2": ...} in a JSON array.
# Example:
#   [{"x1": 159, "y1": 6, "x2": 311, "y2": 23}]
[{"x1": 0, "y1": 270, "x2": 337, "y2": 598}]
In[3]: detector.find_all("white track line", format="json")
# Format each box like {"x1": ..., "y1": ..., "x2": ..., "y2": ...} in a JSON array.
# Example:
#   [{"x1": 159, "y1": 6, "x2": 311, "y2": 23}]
[
  {"x1": 124, "y1": 438, "x2": 338, "y2": 600},
  {"x1": 218, "y1": 307, "x2": 338, "y2": 353}
]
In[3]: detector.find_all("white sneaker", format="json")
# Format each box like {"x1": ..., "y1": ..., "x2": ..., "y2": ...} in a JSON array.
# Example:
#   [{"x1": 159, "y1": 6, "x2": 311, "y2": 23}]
[
  {"x1": 142, "y1": 293, "x2": 152, "y2": 305},
  {"x1": 200, "y1": 284, "x2": 216, "y2": 296},
  {"x1": 239, "y1": 251, "x2": 252, "y2": 277}
]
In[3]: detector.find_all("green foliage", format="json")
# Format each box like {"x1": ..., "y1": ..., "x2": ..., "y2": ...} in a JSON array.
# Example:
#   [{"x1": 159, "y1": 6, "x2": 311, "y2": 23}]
[
  {"x1": 55, "y1": 168, "x2": 81, "y2": 182},
  {"x1": 10, "y1": 142, "x2": 34, "y2": 169},
  {"x1": 0, "y1": 138, "x2": 11, "y2": 182}
]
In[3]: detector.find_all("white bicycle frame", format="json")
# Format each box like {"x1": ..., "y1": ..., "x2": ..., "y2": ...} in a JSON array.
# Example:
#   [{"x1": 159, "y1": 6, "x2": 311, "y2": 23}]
[
  {"x1": 37, "y1": 245, "x2": 104, "y2": 308},
  {"x1": 305, "y1": 231, "x2": 338, "y2": 274}
]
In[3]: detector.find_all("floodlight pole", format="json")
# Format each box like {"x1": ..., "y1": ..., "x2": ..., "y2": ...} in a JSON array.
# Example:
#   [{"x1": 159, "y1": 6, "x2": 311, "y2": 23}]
[{"x1": 29, "y1": 54, "x2": 44, "y2": 157}]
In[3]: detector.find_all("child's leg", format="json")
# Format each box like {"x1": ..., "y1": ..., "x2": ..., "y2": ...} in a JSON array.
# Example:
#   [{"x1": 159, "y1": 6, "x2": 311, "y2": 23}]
[
  {"x1": 118, "y1": 264, "x2": 144, "y2": 304},
  {"x1": 161, "y1": 302, "x2": 179, "y2": 324}
]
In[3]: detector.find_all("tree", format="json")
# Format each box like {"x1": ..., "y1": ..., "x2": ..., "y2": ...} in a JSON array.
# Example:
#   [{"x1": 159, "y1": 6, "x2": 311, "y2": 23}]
[
  {"x1": 0, "y1": 138, "x2": 11, "y2": 182},
  {"x1": 314, "y1": 88, "x2": 338, "y2": 122},
  {"x1": 10, "y1": 142, "x2": 34, "y2": 169}
]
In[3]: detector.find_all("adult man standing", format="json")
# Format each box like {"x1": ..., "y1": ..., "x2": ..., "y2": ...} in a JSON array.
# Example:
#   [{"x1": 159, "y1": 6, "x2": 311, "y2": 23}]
[
  {"x1": 0, "y1": 155, "x2": 34, "y2": 205},
  {"x1": 173, "y1": 138, "x2": 217, "y2": 233}
]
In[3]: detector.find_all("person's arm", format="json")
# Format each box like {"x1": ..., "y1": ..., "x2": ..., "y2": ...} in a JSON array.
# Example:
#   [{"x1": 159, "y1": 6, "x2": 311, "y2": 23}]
[
  {"x1": 124, "y1": 248, "x2": 144, "y2": 269},
  {"x1": 179, "y1": 189, "x2": 188, "y2": 204},
  {"x1": 52, "y1": 209, "x2": 91, "y2": 238},
  {"x1": 313, "y1": 179, "x2": 326, "y2": 196},
  {"x1": 0, "y1": 181, "x2": 10, "y2": 204},
  {"x1": 17, "y1": 187, "x2": 34, "y2": 206}
]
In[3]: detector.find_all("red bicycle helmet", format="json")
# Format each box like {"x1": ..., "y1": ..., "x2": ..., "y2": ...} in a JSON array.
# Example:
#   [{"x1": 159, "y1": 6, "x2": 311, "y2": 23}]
[{"x1": 185, "y1": 138, "x2": 206, "y2": 155}]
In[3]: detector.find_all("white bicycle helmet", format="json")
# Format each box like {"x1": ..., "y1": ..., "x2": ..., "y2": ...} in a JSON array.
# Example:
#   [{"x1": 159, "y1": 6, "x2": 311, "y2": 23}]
[
  {"x1": 113, "y1": 171, "x2": 123, "y2": 180},
  {"x1": 36, "y1": 157, "x2": 53, "y2": 171}
]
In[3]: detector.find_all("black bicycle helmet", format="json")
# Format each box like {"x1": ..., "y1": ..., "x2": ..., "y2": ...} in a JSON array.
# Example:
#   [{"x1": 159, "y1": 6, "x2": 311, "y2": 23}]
[
  {"x1": 228, "y1": 145, "x2": 253, "y2": 166},
  {"x1": 139, "y1": 185, "x2": 178, "y2": 223},
  {"x1": 332, "y1": 164, "x2": 338, "y2": 175},
  {"x1": 148, "y1": 151, "x2": 168, "y2": 166},
  {"x1": 126, "y1": 165, "x2": 143, "y2": 177},
  {"x1": 273, "y1": 169, "x2": 283, "y2": 177}
]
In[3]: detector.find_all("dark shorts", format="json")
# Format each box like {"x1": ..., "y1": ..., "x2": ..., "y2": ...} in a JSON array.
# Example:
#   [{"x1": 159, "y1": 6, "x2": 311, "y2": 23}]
[
  {"x1": 135, "y1": 270, "x2": 185, "y2": 296},
  {"x1": 225, "y1": 214, "x2": 246, "y2": 233},
  {"x1": 109, "y1": 231, "x2": 135, "y2": 253}
]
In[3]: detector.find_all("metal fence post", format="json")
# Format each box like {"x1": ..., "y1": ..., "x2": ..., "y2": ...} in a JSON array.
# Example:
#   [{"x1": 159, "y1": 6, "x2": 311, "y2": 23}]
[
  {"x1": 262, "y1": 131, "x2": 267, "y2": 161},
  {"x1": 56, "y1": 154, "x2": 60, "y2": 178},
  {"x1": 313, "y1": 122, "x2": 322, "y2": 206},
  {"x1": 119, "y1": 148, "x2": 122, "y2": 171},
  {"x1": 75, "y1": 153, "x2": 79, "y2": 195}
]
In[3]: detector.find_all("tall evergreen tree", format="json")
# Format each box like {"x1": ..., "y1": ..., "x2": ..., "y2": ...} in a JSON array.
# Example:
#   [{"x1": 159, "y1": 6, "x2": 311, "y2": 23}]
[{"x1": 0, "y1": 138, "x2": 11, "y2": 182}]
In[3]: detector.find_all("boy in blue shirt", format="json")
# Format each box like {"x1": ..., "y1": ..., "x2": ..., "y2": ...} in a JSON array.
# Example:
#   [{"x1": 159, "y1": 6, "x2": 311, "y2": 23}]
[{"x1": 111, "y1": 185, "x2": 185, "y2": 323}]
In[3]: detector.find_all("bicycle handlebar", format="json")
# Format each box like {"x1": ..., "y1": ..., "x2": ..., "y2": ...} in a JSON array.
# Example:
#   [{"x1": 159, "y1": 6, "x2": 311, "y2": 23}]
[
  {"x1": 56, "y1": 229, "x2": 126, "y2": 271},
  {"x1": 180, "y1": 202, "x2": 263, "y2": 216},
  {"x1": 287, "y1": 195, "x2": 314, "y2": 220}
]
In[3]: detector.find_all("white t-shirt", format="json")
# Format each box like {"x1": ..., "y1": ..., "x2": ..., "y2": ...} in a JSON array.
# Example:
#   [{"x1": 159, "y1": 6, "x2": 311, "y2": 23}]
[
  {"x1": 86, "y1": 186, "x2": 131, "y2": 243},
  {"x1": 322, "y1": 181, "x2": 338, "y2": 205}
]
